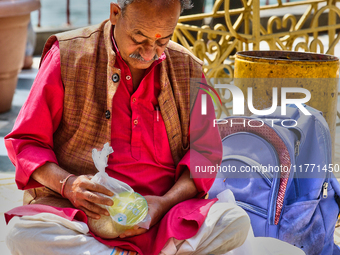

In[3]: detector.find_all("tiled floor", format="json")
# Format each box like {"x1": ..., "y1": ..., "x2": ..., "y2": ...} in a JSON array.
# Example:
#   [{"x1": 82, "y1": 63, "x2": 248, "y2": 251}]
[{"x1": 0, "y1": 175, "x2": 23, "y2": 255}]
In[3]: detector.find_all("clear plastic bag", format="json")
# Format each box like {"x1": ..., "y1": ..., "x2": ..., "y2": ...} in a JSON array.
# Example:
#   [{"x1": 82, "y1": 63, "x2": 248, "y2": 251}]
[{"x1": 87, "y1": 143, "x2": 151, "y2": 239}]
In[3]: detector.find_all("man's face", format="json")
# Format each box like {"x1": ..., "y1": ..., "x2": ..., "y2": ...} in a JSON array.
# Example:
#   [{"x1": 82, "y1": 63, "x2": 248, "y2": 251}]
[{"x1": 110, "y1": 1, "x2": 181, "y2": 71}]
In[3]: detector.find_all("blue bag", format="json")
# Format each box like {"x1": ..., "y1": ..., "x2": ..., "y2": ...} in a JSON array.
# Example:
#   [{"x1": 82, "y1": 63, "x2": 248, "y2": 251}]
[{"x1": 209, "y1": 105, "x2": 340, "y2": 255}]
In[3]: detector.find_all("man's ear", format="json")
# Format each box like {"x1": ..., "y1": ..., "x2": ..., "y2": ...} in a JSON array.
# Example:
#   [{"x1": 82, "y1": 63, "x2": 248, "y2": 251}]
[{"x1": 110, "y1": 3, "x2": 121, "y2": 25}]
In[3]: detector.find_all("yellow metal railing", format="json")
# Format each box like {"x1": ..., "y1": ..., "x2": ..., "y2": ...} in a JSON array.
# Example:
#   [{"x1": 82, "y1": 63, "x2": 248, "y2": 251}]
[{"x1": 173, "y1": 0, "x2": 340, "y2": 122}]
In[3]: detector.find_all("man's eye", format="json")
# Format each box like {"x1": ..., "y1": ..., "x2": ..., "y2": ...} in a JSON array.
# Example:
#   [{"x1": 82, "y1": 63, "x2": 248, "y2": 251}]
[
  {"x1": 132, "y1": 38, "x2": 143, "y2": 45},
  {"x1": 157, "y1": 40, "x2": 169, "y2": 47}
]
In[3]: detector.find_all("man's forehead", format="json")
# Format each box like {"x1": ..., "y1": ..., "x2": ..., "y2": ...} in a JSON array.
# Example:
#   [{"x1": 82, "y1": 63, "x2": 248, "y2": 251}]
[
  {"x1": 123, "y1": 14, "x2": 177, "y2": 38},
  {"x1": 132, "y1": 29, "x2": 173, "y2": 39}
]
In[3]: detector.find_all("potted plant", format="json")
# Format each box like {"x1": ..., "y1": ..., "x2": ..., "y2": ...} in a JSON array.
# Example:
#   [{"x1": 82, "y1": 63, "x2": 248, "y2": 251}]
[{"x1": 0, "y1": 0, "x2": 40, "y2": 113}]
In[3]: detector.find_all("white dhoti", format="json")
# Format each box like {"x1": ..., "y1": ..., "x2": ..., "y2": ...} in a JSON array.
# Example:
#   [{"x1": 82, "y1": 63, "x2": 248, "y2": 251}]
[
  {"x1": 6, "y1": 202, "x2": 249, "y2": 255},
  {"x1": 6, "y1": 202, "x2": 304, "y2": 255}
]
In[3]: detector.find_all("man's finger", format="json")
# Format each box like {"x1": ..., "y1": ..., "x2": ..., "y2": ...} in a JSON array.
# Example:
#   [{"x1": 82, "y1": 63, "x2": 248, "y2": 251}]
[
  {"x1": 119, "y1": 227, "x2": 147, "y2": 238},
  {"x1": 83, "y1": 191, "x2": 113, "y2": 207},
  {"x1": 87, "y1": 181, "x2": 114, "y2": 197},
  {"x1": 79, "y1": 206, "x2": 101, "y2": 220},
  {"x1": 81, "y1": 199, "x2": 110, "y2": 217}
]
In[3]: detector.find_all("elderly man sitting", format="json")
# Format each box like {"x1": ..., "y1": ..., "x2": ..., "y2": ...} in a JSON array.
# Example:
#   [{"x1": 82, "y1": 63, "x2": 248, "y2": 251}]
[{"x1": 4, "y1": 1, "x2": 304, "y2": 255}]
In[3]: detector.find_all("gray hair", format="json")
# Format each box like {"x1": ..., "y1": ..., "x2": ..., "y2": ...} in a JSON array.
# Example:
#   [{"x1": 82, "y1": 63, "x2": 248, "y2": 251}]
[{"x1": 117, "y1": 0, "x2": 193, "y2": 14}]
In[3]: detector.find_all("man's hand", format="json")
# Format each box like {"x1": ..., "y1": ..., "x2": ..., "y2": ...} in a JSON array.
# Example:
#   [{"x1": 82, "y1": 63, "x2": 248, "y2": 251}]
[
  {"x1": 118, "y1": 169, "x2": 197, "y2": 238},
  {"x1": 118, "y1": 195, "x2": 167, "y2": 238},
  {"x1": 31, "y1": 163, "x2": 115, "y2": 220},
  {"x1": 64, "y1": 175, "x2": 114, "y2": 219}
]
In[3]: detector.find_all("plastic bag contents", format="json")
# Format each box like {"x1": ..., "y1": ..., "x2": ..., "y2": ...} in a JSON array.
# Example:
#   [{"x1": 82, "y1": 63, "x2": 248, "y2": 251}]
[{"x1": 87, "y1": 143, "x2": 151, "y2": 239}]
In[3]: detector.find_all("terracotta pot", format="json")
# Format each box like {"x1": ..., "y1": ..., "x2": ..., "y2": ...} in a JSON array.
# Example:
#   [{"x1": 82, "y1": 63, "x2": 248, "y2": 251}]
[{"x1": 0, "y1": 0, "x2": 40, "y2": 113}]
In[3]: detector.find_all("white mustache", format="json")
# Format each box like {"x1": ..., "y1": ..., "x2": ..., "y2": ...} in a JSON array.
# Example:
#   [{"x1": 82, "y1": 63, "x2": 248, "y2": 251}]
[{"x1": 129, "y1": 53, "x2": 159, "y2": 62}]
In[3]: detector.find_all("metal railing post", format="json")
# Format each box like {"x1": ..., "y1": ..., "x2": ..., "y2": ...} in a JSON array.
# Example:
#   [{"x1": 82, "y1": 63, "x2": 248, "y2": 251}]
[
  {"x1": 253, "y1": 0, "x2": 261, "y2": 50},
  {"x1": 88, "y1": 0, "x2": 91, "y2": 25},
  {"x1": 66, "y1": 0, "x2": 70, "y2": 26},
  {"x1": 38, "y1": 9, "x2": 41, "y2": 27}
]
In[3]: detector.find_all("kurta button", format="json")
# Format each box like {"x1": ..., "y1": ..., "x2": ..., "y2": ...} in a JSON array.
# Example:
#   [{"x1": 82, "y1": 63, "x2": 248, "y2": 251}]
[
  {"x1": 126, "y1": 75, "x2": 131, "y2": 80},
  {"x1": 134, "y1": 119, "x2": 138, "y2": 125},
  {"x1": 105, "y1": 110, "x2": 111, "y2": 119},
  {"x1": 132, "y1": 98, "x2": 136, "y2": 103},
  {"x1": 112, "y1": 73, "x2": 120, "y2": 83}
]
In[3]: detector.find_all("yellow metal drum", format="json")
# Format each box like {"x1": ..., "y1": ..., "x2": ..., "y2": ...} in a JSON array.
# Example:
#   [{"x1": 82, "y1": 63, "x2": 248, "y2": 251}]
[{"x1": 234, "y1": 51, "x2": 339, "y2": 157}]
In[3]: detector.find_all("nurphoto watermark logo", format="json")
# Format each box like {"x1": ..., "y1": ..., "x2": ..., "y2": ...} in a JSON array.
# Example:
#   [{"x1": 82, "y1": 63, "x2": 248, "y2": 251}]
[
  {"x1": 190, "y1": 77, "x2": 339, "y2": 179},
  {"x1": 200, "y1": 83, "x2": 311, "y2": 116},
  {"x1": 198, "y1": 80, "x2": 312, "y2": 128}
]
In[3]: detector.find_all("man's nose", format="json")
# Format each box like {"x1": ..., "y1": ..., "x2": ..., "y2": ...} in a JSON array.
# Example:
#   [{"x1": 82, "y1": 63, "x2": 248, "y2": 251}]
[{"x1": 141, "y1": 44, "x2": 156, "y2": 62}]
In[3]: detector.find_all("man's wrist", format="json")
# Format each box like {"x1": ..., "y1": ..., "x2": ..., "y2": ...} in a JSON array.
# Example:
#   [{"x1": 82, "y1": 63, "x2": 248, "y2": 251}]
[
  {"x1": 60, "y1": 174, "x2": 75, "y2": 197},
  {"x1": 159, "y1": 195, "x2": 174, "y2": 214}
]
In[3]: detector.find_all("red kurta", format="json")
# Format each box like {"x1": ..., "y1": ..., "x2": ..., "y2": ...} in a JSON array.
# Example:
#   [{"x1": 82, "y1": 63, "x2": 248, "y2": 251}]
[{"x1": 5, "y1": 40, "x2": 222, "y2": 255}]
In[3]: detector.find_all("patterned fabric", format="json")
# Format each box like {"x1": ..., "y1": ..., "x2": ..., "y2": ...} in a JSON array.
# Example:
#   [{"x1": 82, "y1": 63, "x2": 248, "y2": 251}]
[
  {"x1": 110, "y1": 247, "x2": 138, "y2": 255},
  {"x1": 219, "y1": 118, "x2": 292, "y2": 225},
  {"x1": 41, "y1": 21, "x2": 113, "y2": 176},
  {"x1": 39, "y1": 19, "x2": 202, "y2": 175}
]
